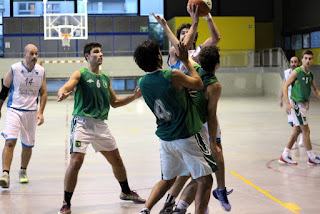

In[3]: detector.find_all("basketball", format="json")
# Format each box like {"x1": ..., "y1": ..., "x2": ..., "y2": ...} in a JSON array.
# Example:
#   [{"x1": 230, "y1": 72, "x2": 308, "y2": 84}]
[{"x1": 188, "y1": 0, "x2": 212, "y2": 17}]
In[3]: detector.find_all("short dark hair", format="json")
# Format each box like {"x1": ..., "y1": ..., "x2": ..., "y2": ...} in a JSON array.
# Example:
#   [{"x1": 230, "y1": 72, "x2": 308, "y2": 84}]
[
  {"x1": 134, "y1": 40, "x2": 161, "y2": 72},
  {"x1": 84, "y1": 42, "x2": 102, "y2": 61},
  {"x1": 199, "y1": 46, "x2": 220, "y2": 72},
  {"x1": 302, "y1": 50, "x2": 314, "y2": 58},
  {"x1": 176, "y1": 23, "x2": 198, "y2": 43}
]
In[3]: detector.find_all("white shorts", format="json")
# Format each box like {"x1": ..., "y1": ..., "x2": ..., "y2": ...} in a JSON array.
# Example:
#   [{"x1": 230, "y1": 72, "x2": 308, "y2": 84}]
[
  {"x1": 70, "y1": 116, "x2": 118, "y2": 153},
  {"x1": 159, "y1": 127, "x2": 217, "y2": 180},
  {"x1": 1, "y1": 108, "x2": 37, "y2": 148},
  {"x1": 203, "y1": 116, "x2": 221, "y2": 143},
  {"x1": 291, "y1": 101, "x2": 308, "y2": 126},
  {"x1": 287, "y1": 99, "x2": 294, "y2": 125}
]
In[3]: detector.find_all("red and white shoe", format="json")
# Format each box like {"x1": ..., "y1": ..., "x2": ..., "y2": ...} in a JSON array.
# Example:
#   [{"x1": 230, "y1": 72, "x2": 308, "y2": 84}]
[
  {"x1": 307, "y1": 156, "x2": 320, "y2": 165},
  {"x1": 278, "y1": 155, "x2": 298, "y2": 165}
]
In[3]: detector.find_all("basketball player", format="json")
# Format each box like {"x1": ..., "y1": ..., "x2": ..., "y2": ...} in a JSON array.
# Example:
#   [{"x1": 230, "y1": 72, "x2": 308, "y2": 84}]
[
  {"x1": 57, "y1": 42, "x2": 145, "y2": 214},
  {"x1": 135, "y1": 40, "x2": 216, "y2": 214},
  {"x1": 279, "y1": 56, "x2": 303, "y2": 149},
  {"x1": 279, "y1": 50, "x2": 320, "y2": 165},
  {"x1": 0, "y1": 44, "x2": 47, "y2": 188},
  {"x1": 153, "y1": 5, "x2": 232, "y2": 213}
]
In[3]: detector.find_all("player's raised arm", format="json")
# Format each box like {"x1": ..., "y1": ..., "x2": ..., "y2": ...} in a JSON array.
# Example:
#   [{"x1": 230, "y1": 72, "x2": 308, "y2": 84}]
[
  {"x1": 171, "y1": 42, "x2": 203, "y2": 90},
  {"x1": 57, "y1": 70, "x2": 81, "y2": 102},
  {"x1": 283, "y1": 69, "x2": 297, "y2": 114},
  {"x1": 201, "y1": 13, "x2": 221, "y2": 48}
]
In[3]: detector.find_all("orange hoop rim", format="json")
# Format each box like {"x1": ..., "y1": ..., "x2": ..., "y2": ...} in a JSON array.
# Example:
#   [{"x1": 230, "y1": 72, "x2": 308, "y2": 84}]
[{"x1": 61, "y1": 34, "x2": 72, "y2": 39}]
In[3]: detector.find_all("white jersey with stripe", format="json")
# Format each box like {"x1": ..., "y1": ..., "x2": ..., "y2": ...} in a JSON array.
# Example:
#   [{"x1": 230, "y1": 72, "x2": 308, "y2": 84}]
[
  {"x1": 167, "y1": 45, "x2": 202, "y2": 72},
  {"x1": 7, "y1": 62, "x2": 45, "y2": 111},
  {"x1": 284, "y1": 68, "x2": 293, "y2": 100}
]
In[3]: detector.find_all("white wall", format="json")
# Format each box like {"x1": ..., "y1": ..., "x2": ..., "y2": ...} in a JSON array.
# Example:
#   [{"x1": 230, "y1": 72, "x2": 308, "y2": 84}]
[{"x1": 0, "y1": 56, "x2": 282, "y2": 97}]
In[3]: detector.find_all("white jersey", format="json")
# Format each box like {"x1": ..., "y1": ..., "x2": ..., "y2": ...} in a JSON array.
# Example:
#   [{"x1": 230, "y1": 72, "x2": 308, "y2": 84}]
[
  {"x1": 7, "y1": 62, "x2": 45, "y2": 111},
  {"x1": 168, "y1": 45, "x2": 202, "y2": 72},
  {"x1": 284, "y1": 68, "x2": 293, "y2": 100}
]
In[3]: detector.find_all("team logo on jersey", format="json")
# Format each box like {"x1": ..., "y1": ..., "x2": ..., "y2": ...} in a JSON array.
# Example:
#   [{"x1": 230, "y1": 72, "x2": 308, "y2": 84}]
[
  {"x1": 87, "y1": 79, "x2": 94, "y2": 83},
  {"x1": 75, "y1": 141, "x2": 81, "y2": 147},
  {"x1": 103, "y1": 81, "x2": 108, "y2": 88},
  {"x1": 21, "y1": 70, "x2": 24, "y2": 74},
  {"x1": 35, "y1": 70, "x2": 39, "y2": 75},
  {"x1": 302, "y1": 77, "x2": 305, "y2": 80}
]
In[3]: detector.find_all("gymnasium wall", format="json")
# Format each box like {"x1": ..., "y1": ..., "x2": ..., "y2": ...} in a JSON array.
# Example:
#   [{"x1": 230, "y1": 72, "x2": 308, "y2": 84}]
[
  {"x1": 255, "y1": 22, "x2": 275, "y2": 49},
  {"x1": 0, "y1": 56, "x2": 282, "y2": 98},
  {"x1": 3, "y1": 16, "x2": 149, "y2": 58},
  {"x1": 167, "y1": 16, "x2": 255, "y2": 51}
]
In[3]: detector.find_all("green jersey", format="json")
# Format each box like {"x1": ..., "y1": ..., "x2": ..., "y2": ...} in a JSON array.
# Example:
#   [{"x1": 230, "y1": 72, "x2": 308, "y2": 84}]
[
  {"x1": 72, "y1": 68, "x2": 111, "y2": 120},
  {"x1": 290, "y1": 67, "x2": 314, "y2": 102},
  {"x1": 139, "y1": 70, "x2": 203, "y2": 141},
  {"x1": 190, "y1": 65, "x2": 219, "y2": 123}
]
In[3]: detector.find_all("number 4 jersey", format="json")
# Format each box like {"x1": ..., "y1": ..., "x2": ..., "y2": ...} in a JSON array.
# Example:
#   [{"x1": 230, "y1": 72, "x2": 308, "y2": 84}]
[
  {"x1": 8, "y1": 62, "x2": 45, "y2": 110},
  {"x1": 139, "y1": 69, "x2": 203, "y2": 141}
]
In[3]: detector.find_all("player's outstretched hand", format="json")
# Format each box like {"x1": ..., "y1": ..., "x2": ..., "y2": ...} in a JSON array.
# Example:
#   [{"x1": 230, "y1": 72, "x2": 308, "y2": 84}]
[
  {"x1": 37, "y1": 112, "x2": 44, "y2": 126},
  {"x1": 134, "y1": 87, "x2": 142, "y2": 99},
  {"x1": 175, "y1": 42, "x2": 188, "y2": 62},
  {"x1": 187, "y1": 3, "x2": 199, "y2": 23},
  {"x1": 286, "y1": 104, "x2": 292, "y2": 115},
  {"x1": 57, "y1": 91, "x2": 72, "y2": 102},
  {"x1": 152, "y1": 12, "x2": 167, "y2": 26}
]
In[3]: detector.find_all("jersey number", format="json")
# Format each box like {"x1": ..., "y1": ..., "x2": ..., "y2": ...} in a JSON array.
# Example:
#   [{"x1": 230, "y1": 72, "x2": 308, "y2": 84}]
[
  {"x1": 25, "y1": 78, "x2": 33, "y2": 86},
  {"x1": 154, "y1": 99, "x2": 171, "y2": 122},
  {"x1": 96, "y1": 79, "x2": 101, "y2": 88},
  {"x1": 305, "y1": 77, "x2": 309, "y2": 84}
]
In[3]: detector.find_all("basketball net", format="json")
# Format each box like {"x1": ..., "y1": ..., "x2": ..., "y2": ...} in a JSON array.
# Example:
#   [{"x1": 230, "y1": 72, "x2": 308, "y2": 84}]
[{"x1": 61, "y1": 34, "x2": 71, "y2": 50}]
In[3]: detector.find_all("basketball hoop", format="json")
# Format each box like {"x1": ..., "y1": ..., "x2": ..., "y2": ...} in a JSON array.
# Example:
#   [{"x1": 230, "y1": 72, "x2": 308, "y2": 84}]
[{"x1": 61, "y1": 34, "x2": 71, "y2": 50}]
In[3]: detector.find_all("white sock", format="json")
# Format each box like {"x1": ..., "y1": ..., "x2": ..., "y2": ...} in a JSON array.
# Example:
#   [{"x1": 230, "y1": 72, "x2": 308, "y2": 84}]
[
  {"x1": 307, "y1": 150, "x2": 316, "y2": 160},
  {"x1": 283, "y1": 147, "x2": 290, "y2": 157},
  {"x1": 176, "y1": 200, "x2": 189, "y2": 210}
]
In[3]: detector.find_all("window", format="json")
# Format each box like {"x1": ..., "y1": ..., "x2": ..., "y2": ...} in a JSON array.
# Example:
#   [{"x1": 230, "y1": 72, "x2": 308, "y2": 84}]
[
  {"x1": 79, "y1": 0, "x2": 137, "y2": 15},
  {"x1": 303, "y1": 33, "x2": 310, "y2": 49},
  {"x1": 291, "y1": 34, "x2": 302, "y2": 50},
  {"x1": 284, "y1": 36, "x2": 290, "y2": 50},
  {"x1": 0, "y1": 0, "x2": 10, "y2": 17},
  {"x1": 14, "y1": 0, "x2": 74, "y2": 16},
  {"x1": 311, "y1": 31, "x2": 320, "y2": 48}
]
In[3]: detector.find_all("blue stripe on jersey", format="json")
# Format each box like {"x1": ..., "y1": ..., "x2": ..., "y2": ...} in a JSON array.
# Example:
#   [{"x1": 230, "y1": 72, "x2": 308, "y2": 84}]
[
  {"x1": 21, "y1": 61, "x2": 35, "y2": 73},
  {"x1": 8, "y1": 107, "x2": 36, "y2": 112},
  {"x1": 7, "y1": 67, "x2": 14, "y2": 108}
]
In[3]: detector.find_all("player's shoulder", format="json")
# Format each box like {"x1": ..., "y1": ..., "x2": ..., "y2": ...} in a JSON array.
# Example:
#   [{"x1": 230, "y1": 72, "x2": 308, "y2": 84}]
[{"x1": 11, "y1": 61, "x2": 23, "y2": 69}]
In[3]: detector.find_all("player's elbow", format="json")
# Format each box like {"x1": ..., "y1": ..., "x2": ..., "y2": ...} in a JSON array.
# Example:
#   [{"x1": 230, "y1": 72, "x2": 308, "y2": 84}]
[{"x1": 193, "y1": 80, "x2": 204, "y2": 91}]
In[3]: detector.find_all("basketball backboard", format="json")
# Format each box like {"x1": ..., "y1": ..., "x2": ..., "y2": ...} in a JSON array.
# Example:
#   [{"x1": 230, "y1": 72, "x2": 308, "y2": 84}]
[{"x1": 43, "y1": 0, "x2": 88, "y2": 47}]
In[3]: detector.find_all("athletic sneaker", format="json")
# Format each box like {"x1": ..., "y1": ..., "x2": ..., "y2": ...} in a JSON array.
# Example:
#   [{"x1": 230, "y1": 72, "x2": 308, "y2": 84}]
[
  {"x1": 160, "y1": 201, "x2": 175, "y2": 214},
  {"x1": 120, "y1": 191, "x2": 146, "y2": 203},
  {"x1": 307, "y1": 156, "x2": 320, "y2": 165},
  {"x1": 19, "y1": 169, "x2": 29, "y2": 183},
  {"x1": 0, "y1": 172, "x2": 10, "y2": 188},
  {"x1": 278, "y1": 155, "x2": 298, "y2": 165},
  {"x1": 172, "y1": 208, "x2": 187, "y2": 214},
  {"x1": 58, "y1": 201, "x2": 71, "y2": 214},
  {"x1": 212, "y1": 187, "x2": 232, "y2": 211},
  {"x1": 140, "y1": 208, "x2": 150, "y2": 214}
]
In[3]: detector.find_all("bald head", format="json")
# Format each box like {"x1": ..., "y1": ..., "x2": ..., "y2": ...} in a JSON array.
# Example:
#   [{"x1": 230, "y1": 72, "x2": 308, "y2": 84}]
[
  {"x1": 24, "y1": 44, "x2": 38, "y2": 53},
  {"x1": 23, "y1": 44, "x2": 38, "y2": 68},
  {"x1": 289, "y1": 56, "x2": 299, "y2": 70}
]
